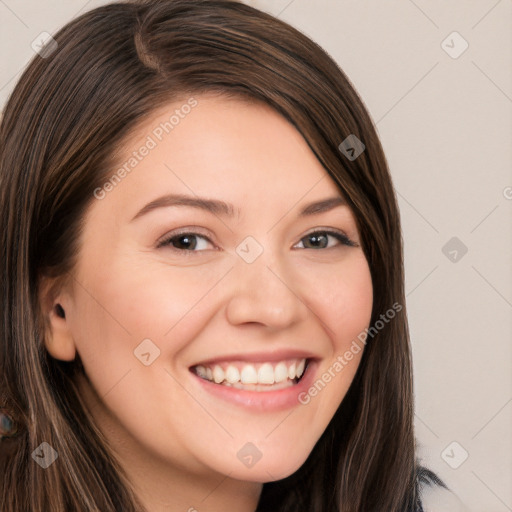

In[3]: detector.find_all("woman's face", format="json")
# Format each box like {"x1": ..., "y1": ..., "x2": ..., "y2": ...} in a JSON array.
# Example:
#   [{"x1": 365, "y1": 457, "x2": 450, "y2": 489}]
[{"x1": 51, "y1": 94, "x2": 373, "y2": 482}]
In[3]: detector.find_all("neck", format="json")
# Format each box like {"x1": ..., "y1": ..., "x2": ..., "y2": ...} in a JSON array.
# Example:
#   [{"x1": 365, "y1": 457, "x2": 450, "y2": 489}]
[{"x1": 129, "y1": 463, "x2": 262, "y2": 512}]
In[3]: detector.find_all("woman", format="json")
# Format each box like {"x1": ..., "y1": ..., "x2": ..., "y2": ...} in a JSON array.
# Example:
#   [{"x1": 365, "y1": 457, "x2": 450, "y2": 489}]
[{"x1": 0, "y1": 0, "x2": 459, "y2": 510}]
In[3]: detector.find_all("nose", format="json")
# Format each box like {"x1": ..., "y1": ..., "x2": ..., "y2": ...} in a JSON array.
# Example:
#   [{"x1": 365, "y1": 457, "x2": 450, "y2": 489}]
[{"x1": 224, "y1": 250, "x2": 306, "y2": 330}]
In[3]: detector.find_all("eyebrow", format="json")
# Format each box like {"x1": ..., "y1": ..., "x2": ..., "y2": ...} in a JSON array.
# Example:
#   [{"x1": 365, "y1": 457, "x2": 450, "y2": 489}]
[{"x1": 130, "y1": 193, "x2": 346, "y2": 221}]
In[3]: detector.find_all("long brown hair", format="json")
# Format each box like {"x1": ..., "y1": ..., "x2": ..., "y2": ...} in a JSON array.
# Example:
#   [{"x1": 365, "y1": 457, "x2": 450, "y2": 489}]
[{"x1": 1, "y1": 1, "x2": 427, "y2": 510}]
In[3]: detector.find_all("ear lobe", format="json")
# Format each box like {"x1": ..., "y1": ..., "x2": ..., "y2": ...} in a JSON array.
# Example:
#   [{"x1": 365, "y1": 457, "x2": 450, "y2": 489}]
[{"x1": 39, "y1": 277, "x2": 77, "y2": 362}]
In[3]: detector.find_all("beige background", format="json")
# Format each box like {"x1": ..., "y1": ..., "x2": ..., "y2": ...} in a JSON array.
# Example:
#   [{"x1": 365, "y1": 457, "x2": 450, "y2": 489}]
[{"x1": 1, "y1": 1, "x2": 511, "y2": 510}]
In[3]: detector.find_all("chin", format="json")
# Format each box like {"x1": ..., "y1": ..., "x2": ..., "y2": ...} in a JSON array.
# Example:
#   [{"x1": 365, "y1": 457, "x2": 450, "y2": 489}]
[{"x1": 219, "y1": 451, "x2": 311, "y2": 483}]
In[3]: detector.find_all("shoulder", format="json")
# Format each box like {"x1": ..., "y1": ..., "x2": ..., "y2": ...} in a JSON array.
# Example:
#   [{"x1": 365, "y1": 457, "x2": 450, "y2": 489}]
[{"x1": 417, "y1": 467, "x2": 470, "y2": 512}]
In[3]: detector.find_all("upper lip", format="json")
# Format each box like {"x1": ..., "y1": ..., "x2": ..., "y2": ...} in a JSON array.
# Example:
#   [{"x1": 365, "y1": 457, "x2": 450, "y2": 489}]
[{"x1": 189, "y1": 349, "x2": 319, "y2": 367}]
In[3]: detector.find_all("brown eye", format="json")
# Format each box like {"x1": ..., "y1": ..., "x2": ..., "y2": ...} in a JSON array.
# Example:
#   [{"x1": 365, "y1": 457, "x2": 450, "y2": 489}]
[{"x1": 157, "y1": 232, "x2": 214, "y2": 253}]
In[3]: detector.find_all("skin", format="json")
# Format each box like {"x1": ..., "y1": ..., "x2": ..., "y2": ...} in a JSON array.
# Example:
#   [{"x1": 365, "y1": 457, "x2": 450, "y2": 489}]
[{"x1": 41, "y1": 94, "x2": 373, "y2": 512}]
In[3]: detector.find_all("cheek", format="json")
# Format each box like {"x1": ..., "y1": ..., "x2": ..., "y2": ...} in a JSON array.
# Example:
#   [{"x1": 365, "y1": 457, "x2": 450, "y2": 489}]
[
  {"x1": 307, "y1": 254, "x2": 373, "y2": 348},
  {"x1": 67, "y1": 257, "x2": 234, "y2": 405},
  {"x1": 72, "y1": 254, "x2": 221, "y2": 346},
  {"x1": 297, "y1": 255, "x2": 372, "y2": 417}
]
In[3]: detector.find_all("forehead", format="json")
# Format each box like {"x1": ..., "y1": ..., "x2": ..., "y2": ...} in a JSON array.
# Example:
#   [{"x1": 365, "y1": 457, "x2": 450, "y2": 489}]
[{"x1": 103, "y1": 93, "x2": 344, "y2": 208}]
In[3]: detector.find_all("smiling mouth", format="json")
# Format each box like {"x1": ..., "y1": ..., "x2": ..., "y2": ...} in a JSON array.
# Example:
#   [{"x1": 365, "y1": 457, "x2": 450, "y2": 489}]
[{"x1": 190, "y1": 358, "x2": 309, "y2": 392}]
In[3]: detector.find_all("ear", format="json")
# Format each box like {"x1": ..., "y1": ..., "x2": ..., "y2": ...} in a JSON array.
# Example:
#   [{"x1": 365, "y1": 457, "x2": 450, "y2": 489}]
[{"x1": 38, "y1": 276, "x2": 77, "y2": 362}]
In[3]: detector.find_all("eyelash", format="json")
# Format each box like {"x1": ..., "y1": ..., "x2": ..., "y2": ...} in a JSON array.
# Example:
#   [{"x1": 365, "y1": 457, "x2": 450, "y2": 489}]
[{"x1": 156, "y1": 228, "x2": 358, "y2": 254}]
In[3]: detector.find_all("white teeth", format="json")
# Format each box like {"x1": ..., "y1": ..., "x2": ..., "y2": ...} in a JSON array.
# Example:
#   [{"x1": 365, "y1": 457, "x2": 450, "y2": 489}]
[
  {"x1": 195, "y1": 365, "x2": 208, "y2": 379},
  {"x1": 296, "y1": 359, "x2": 305, "y2": 378},
  {"x1": 194, "y1": 358, "x2": 308, "y2": 387},
  {"x1": 225, "y1": 365, "x2": 240, "y2": 384},
  {"x1": 240, "y1": 365, "x2": 258, "y2": 384},
  {"x1": 213, "y1": 365, "x2": 225, "y2": 384},
  {"x1": 258, "y1": 363, "x2": 275, "y2": 384},
  {"x1": 274, "y1": 362, "x2": 288, "y2": 383}
]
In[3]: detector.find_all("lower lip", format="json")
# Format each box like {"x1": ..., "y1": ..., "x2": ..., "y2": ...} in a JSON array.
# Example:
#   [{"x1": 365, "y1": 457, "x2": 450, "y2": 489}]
[{"x1": 190, "y1": 360, "x2": 319, "y2": 412}]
